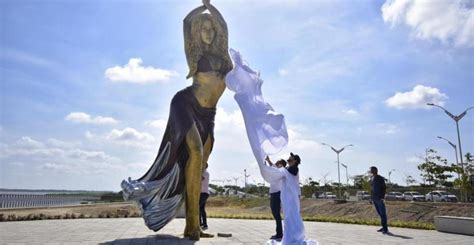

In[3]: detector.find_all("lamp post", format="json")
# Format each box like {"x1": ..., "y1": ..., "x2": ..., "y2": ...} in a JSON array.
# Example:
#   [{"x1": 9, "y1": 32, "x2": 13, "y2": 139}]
[
  {"x1": 340, "y1": 163, "x2": 349, "y2": 186},
  {"x1": 388, "y1": 169, "x2": 395, "y2": 185},
  {"x1": 232, "y1": 177, "x2": 239, "y2": 187},
  {"x1": 437, "y1": 136, "x2": 459, "y2": 172},
  {"x1": 437, "y1": 135, "x2": 461, "y2": 200},
  {"x1": 244, "y1": 169, "x2": 250, "y2": 188},
  {"x1": 428, "y1": 103, "x2": 473, "y2": 202},
  {"x1": 427, "y1": 104, "x2": 473, "y2": 172},
  {"x1": 322, "y1": 143, "x2": 354, "y2": 197}
]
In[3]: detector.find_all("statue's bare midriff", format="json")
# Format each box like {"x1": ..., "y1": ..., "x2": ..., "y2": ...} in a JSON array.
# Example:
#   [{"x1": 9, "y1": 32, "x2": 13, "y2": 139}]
[{"x1": 191, "y1": 71, "x2": 226, "y2": 108}]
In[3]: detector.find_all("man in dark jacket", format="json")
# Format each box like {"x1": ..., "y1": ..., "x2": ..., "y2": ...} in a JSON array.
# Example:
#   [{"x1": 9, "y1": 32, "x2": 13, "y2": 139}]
[{"x1": 370, "y1": 166, "x2": 388, "y2": 234}]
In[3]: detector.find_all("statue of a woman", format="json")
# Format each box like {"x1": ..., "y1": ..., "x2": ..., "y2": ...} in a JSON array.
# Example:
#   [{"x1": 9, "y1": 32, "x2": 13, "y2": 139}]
[{"x1": 121, "y1": 0, "x2": 232, "y2": 241}]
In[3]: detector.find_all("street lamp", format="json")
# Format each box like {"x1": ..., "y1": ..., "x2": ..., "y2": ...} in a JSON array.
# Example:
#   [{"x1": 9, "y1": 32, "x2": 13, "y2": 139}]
[
  {"x1": 340, "y1": 163, "x2": 349, "y2": 185},
  {"x1": 244, "y1": 169, "x2": 250, "y2": 188},
  {"x1": 321, "y1": 143, "x2": 354, "y2": 197},
  {"x1": 428, "y1": 103, "x2": 473, "y2": 202},
  {"x1": 437, "y1": 136, "x2": 459, "y2": 168},
  {"x1": 427, "y1": 103, "x2": 474, "y2": 201},
  {"x1": 437, "y1": 136, "x2": 461, "y2": 200},
  {"x1": 427, "y1": 104, "x2": 473, "y2": 172},
  {"x1": 388, "y1": 169, "x2": 395, "y2": 184},
  {"x1": 232, "y1": 177, "x2": 240, "y2": 187}
]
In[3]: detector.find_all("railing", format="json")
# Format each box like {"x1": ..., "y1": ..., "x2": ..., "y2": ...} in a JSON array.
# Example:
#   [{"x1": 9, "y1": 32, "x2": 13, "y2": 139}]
[{"x1": 0, "y1": 193, "x2": 100, "y2": 209}]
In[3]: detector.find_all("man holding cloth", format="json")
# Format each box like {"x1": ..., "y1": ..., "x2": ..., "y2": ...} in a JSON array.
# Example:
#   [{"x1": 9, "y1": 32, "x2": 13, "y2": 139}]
[{"x1": 265, "y1": 157, "x2": 287, "y2": 241}]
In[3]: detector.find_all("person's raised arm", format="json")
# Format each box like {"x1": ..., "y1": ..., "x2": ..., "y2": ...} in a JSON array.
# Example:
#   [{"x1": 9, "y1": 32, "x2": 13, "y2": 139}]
[
  {"x1": 184, "y1": 5, "x2": 207, "y2": 39},
  {"x1": 184, "y1": 5, "x2": 207, "y2": 24},
  {"x1": 202, "y1": 0, "x2": 228, "y2": 32},
  {"x1": 265, "y1": 156, "x2": 274, "y2": 166}
]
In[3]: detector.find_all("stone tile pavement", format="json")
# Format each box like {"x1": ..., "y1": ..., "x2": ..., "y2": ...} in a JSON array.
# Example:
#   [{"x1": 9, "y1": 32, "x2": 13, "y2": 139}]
[{"x1": 0, "y1": 218, "x2": 472, "y2": 244}]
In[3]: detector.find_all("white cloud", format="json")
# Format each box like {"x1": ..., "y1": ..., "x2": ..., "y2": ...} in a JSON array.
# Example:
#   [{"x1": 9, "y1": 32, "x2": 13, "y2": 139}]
[
  {"x1": 145, "y1": 119, "x2": 167, "y2": 130},
  {"x1": 385, "y1": 85, "x2": 448, "y2": 109},
  {"x1": 85, "y1": 127, "x2": 157, "y2": 150},
  {"x1": 406, "y1": 156, "x2": 421, "y2": 164},
  {"x1": 68, "y1": 149, "x2": 114, "y2": 161},
  {"x1": 278, "y1": 68, "x2": 289, "y2": 76},
  {"x1": 14, "y1": 136, "x2": 44, "y2": 149},
  {"x1": 85, "y1": 131, "x2": 95, "y2": 140},
  {"x1": 215, "y1": 107, "x2": 245, "y2": 132},
  {"x1": 46, "y1": 138, "x2": 75, "y2": 149},
  {"x1": 376, "y1": 123, "x2": 400, "y2": 135},
  {"x1": 287, "y1": 128, "x2": 323, "y2": 154},
  {"x1": 1, "y1": 136, "x2": 123, "y2": 175},
  {"x1": 382, "y1": 0, "x2": 474, "y2": 47},
  {"x1": 342, "y1": 109, "x2": 359, "y2": 115},
  {"x1": 104, "y1": 58, "x2": 178, "y2": 83},
  {"x1": 65, "y1": 112, "x2": 118, "y2": 125},
  {"x1": 106, "y1": 127, "x2": 155, "y2": 142}
]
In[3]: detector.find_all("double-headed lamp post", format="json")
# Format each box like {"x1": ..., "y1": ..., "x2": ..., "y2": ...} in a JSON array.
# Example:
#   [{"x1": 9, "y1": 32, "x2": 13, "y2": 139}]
[
  {"x1": 427, "y1": 104, "x2": 473, "y2": 173},
  {"x1": 321, "y1": 143, "x2": 354, "y2": 197},
  {"x1": 428, "y1": 103, "x2": 473, "y2": 202},
  {"x1": 244, "y1": 169, "x2": 250, "y2": 188},
  {"x1": 388, "y1": 169, "x2": 395, "y2": 185},
  {"x1": 340, "y1": 163, "x2": 349, "y2": 186}
]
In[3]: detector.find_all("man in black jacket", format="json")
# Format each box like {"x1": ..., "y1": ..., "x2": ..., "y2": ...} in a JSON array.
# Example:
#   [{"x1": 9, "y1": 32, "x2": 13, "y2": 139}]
[{"x1": 370, "y1": 166, "x2": 388, "y2": 234}]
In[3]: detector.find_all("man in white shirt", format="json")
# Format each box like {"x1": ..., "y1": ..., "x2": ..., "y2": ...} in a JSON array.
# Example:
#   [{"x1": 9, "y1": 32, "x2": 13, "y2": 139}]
[{"x1": 265, "y1": 157, "x2": 287, "y2": 241}]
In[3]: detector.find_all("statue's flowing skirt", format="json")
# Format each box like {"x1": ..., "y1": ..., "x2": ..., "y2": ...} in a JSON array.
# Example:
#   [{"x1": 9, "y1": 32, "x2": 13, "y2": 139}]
[{"x1": 121, "y1": 86, "x2": 216, "y2": 231}]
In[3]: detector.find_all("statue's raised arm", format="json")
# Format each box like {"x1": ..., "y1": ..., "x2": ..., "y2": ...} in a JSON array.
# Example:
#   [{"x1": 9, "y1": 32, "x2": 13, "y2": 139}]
[
  {"x1": 184, "y1": 0, "x2": 232, "y2": 79},
  {"x1": 183, "y1": 5, "x2": 207, "y2": 42},
  {"x1": 202, "y1": 0, "x2": 228, "y2": 33}
]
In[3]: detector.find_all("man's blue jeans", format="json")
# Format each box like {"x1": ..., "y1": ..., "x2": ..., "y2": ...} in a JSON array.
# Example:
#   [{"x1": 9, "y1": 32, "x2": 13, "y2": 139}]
[{"x1": 373, "y1": 199, "x2": 388, "y2": 232}]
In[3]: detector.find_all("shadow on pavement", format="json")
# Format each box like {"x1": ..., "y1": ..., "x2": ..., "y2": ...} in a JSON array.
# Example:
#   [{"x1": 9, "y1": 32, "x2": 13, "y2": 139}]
[
  {"x1": 102, "y1": 234, "x2": 196, "y2": 244},
  {"x1": 386, "y1": 232, "x2": 413, "y2": 239}
]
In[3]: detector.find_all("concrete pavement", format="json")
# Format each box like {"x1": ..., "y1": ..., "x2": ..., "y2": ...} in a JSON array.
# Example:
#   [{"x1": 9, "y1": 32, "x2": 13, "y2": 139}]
[{"x1": 1, "y1": 218, "x2": 472, "y2": 244}]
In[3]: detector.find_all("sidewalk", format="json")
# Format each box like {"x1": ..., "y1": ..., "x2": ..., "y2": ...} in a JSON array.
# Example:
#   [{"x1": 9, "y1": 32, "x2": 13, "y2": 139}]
[{"x1": 1, "y1": 218, "x2": 472, "y2": 244}]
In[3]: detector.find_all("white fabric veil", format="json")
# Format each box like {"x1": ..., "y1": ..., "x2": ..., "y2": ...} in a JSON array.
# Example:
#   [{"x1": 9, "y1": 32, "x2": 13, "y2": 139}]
[{"x1": 226, "y1": 49, "x2": 317, "y2": 245}]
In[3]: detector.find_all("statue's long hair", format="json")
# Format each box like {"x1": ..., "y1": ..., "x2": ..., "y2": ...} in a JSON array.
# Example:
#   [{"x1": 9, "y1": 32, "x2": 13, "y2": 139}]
[{"x1": 184, "y1": 13, "x2": 233, "y2": 79}]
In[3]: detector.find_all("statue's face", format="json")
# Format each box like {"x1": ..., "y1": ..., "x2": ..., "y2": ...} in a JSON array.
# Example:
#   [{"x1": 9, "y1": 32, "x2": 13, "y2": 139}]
[{"x1": 200, "y1": 20, "x2": 215, "y2": 45}]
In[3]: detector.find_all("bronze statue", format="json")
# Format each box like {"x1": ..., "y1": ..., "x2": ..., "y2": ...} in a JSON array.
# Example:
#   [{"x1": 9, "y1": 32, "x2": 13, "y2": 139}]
[{"x1": 121, "y1": 0, "x2": 232, "y2": 241}]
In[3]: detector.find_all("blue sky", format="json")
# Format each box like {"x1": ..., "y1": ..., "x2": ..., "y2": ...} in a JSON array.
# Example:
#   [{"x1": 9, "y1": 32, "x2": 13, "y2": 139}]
[{"x1": 1, "y1": 0, "x2": 473, "y2": 191}]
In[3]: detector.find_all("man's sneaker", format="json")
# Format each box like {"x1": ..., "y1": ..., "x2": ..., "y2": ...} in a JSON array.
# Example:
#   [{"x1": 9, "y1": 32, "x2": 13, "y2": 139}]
[
  {"x1": 201, "y1": 225, "x2": 208, "y2": 230},
  {"x1": 382, "y1": 230, "x2": 389, "y2": 234},
  {"x1": 377, "y1": 228, "x2": 384, "y2": 232}
]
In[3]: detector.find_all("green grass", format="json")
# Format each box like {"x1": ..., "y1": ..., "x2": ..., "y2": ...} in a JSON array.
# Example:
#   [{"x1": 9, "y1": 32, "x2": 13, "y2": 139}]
[
  {"x1": 208, "y1": 213, "x2": 435, "y2": 230},
  {"x1": 208, "y1": 196, "x2": 268, "y2": 208}
]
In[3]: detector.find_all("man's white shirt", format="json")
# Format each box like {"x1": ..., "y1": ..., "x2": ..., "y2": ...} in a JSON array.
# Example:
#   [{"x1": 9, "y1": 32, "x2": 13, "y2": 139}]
[{"x1": 269, "y1": 165, "x2": 282, "y2": 194}]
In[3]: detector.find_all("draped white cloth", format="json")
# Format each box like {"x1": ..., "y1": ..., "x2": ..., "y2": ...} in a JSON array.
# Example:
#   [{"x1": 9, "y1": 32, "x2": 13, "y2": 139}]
[{"x1": 226, "y1": 49, "x2": 316, "y2": 245}]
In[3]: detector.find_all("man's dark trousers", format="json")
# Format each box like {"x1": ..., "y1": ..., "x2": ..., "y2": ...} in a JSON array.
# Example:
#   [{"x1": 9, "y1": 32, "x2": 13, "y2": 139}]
[
  {"x1": 270, "y1": 191, "x2": 283, "y2": 237},
  {"x1": 373, "y1": 199, "x2": 388, "y2": 232},
  {"x1": 199, "y1": 192, "x2": 210, "y2": 227}
]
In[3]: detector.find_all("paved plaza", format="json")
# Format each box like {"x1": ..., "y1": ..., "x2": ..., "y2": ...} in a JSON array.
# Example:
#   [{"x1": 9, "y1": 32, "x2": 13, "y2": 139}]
[{"x1": 0, "y1": 218, "x2": 472, "y2": 245}]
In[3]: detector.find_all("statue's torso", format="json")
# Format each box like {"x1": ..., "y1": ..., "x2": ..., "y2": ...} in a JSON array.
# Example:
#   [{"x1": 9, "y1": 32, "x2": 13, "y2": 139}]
[
  {"x1": 191, "y1": 71, "x2": 226, "y2": 108},
  {"x1": 191, "y1": 55, "x2": 226, "y2": 108}
]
